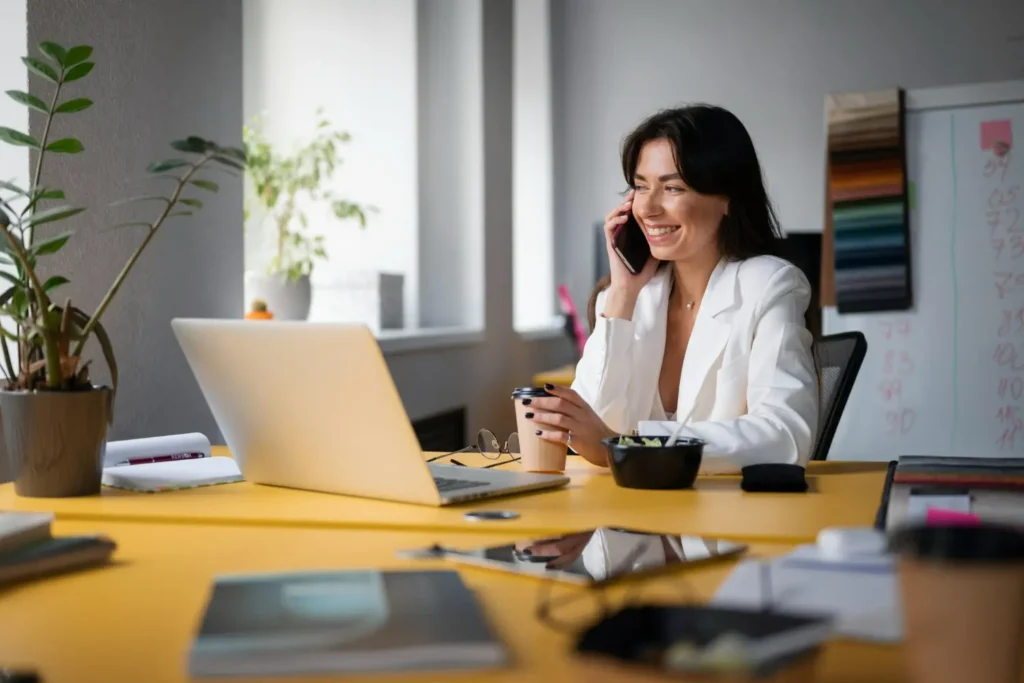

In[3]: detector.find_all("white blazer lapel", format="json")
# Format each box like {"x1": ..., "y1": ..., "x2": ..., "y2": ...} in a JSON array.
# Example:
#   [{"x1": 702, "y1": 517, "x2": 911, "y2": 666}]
[
  {"x1": 675, "y1": 259, "x2": 737, "y2": 423},
  {"x1": 632, "y1": 267, "x2": 671, "y2": 420}
]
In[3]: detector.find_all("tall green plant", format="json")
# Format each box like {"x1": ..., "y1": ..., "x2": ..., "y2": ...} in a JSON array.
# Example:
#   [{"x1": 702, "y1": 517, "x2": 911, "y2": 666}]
[
  {"x1": 0, "y1": 40, "x2": 244, "y2": 394},
  {"x1": 243, "y1": 109, "x2": 373, "y2": 282}
]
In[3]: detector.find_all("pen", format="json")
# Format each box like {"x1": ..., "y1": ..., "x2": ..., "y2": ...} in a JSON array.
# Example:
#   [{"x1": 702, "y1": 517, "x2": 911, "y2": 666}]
[
  {"x1": 874, "y1": 460, "x2": 898, "y2": 531},
  {"x1": 113, "y1": 452, "x2": 207, "y2": 467}
]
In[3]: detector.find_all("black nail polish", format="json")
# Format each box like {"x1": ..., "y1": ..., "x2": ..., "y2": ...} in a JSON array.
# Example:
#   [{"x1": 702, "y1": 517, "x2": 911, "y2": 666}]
[
  {"x1": 535, "y1": 430, "x2": 542, "y2": 435},
  {"x1": 522, "y1": 398, "x2": 532, "y2": 406},
  {"x1": 525, "y1": 412, "x2": 534, "y2": 418},
  {"x1": 544, "y1": 383, "x2": 554, "y2": 390}
]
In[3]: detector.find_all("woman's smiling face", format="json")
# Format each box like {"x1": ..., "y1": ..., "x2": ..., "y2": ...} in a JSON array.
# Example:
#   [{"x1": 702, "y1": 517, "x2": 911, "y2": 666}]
[{"x1": 631, "y1": 137, "x2": 729, "y2": 263}]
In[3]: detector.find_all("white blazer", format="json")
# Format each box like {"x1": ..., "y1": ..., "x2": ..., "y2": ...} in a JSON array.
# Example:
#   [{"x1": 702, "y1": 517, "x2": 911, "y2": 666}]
[{"x1": 572, "y1": 255, "x2": 819, "y2": 474}]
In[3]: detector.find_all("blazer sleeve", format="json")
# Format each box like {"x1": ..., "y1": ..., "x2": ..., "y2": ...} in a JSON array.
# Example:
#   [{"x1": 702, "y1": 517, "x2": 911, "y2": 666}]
[
  {"x1": 638, "y1": 266, "x2": 819, "y2": 474},
  {"x1": 570, "y1": 290, "x2": 644, "y2": 435}
]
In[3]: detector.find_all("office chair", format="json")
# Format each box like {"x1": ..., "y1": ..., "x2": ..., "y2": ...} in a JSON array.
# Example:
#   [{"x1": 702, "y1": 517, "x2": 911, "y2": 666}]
[{"x1": 810, "y1": 331, "x2": 867, "y2": 460}]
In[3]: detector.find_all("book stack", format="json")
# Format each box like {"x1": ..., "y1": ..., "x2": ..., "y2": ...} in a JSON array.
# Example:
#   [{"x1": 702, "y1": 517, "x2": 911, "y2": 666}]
[{"x1": 0, "y1": 512, "x2": 117, "y2": 585}]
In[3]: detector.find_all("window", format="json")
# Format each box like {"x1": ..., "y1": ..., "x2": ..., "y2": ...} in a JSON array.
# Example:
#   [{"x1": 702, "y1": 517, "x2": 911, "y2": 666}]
[
  {"x1": 243, "y1": 0, "x2": 419, "y2": 329},
  {"x1": 513, "y1": 0, "x2": 558, "y2": 333},
  {"x1": 0, "y1": 0, "x2": 27, "y2": 376}
]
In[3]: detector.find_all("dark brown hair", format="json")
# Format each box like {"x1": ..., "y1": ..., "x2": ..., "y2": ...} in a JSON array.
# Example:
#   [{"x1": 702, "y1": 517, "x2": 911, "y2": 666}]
[
  {"x1": 620, "y1": 104, "x2": 782, "y2": 260},
  {"x1": 587, "y1": 105, "x2": 783, "y2": 330}
]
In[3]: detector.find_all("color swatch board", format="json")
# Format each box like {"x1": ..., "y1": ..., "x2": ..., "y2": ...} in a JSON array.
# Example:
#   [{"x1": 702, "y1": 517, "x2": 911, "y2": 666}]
[{"x1": 824, "y1": 80, "x2": 1024, "y2": 460}]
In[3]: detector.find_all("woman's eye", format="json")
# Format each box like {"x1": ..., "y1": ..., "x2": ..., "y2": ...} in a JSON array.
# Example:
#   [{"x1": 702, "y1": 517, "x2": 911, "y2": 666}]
[
  {"x1": 666, "y1": 186, "x2": 685, "y2": 193},
  {"x1": 634, "y1": 185, "x2": 649, "y2": 192}
]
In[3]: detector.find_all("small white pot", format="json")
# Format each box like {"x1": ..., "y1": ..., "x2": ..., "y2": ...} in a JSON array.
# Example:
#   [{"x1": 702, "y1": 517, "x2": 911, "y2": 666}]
[{"x1": 244, "y1": 272, "x2": 312, "y2": 321}]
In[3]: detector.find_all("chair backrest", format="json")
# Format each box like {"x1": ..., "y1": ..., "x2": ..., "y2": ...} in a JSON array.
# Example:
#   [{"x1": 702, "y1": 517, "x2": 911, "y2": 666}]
[{"x1": 810, "y1": 331, "x2": 867, "y2": 461}]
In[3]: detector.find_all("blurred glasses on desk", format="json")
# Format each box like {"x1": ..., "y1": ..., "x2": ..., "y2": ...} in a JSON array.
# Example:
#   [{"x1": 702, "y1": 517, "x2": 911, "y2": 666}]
[{"x1": 426, "y1": 429, "x2": 520, "y2": 469}]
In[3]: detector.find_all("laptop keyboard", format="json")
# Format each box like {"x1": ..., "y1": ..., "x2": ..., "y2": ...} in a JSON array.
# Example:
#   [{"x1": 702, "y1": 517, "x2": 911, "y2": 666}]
[{"x1": 433, "y1": 476, "x2": 488, "y2": 493}]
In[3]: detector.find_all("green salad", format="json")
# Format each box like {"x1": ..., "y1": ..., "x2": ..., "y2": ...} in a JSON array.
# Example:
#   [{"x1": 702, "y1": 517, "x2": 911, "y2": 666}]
[{"x1": 616, "y1": 436, "x2": 664, "y2": 447}]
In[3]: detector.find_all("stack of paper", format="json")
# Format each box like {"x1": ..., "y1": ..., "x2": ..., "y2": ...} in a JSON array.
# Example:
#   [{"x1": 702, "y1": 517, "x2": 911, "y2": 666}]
[{"x1": 101, "y1": 457, "x2": 243, "y2": 493}]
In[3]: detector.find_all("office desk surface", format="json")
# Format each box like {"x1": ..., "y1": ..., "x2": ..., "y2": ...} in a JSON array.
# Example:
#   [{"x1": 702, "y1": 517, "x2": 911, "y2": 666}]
[
  {"x1": 0, "y1": 454, "x2": 889, "y2": 544},
  {"x1": 0, "y1": 519, "x2": 904, "y2": 683}
]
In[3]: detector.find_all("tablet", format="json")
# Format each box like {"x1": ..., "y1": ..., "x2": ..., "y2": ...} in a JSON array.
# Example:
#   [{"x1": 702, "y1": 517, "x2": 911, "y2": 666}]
[{"x1": 443, "y1": 527, "x2": 748, "y2": 586}]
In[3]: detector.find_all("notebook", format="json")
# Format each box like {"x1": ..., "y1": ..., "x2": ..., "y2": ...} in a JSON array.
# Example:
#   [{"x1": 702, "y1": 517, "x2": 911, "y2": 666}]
[
  {"x1": 894, "y1": 455, "x2": 1024, "y2": 490},
  {"x1": 189, "y1": 569, "x2": 508, "y2": 678},
  {"x1": 101, "y1": 457, "x2": 243, "y2": 492},
  {"x1": 0, "y1": 535, "x2": 117, "y2": 585},
  {"x1": 0, "y1": 512, "x2": 53, "y2": 553}
]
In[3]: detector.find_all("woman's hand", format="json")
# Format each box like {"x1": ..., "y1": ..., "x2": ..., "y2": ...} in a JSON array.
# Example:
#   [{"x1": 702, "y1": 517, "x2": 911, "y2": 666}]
[
  {"x1": 525, "y1": 384, "x2": 617, "y2": 467},
  {"x1": 602, "y1": 189, "x2": 660, "y2": 320}
]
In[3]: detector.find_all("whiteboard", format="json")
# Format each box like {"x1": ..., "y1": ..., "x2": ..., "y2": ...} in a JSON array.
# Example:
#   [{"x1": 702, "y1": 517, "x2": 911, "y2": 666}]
[{"x1": 824, "y1": 80, "x2": 1024, "y2": 460}]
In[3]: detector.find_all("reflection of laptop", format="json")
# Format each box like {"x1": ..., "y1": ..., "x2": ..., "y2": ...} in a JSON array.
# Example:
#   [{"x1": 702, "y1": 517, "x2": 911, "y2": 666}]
[{"x1": 171, "y1": 319, "x2": 570, "y2": 506}]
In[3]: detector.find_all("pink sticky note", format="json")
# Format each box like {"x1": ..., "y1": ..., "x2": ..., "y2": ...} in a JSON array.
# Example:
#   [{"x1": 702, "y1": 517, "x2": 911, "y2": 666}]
[
  {"x1": 926, "y1": 508, "x2": 981, "y2": 527},
  {"x1": 981, "y1": 119, "x2": 1013, "y2": 151}
]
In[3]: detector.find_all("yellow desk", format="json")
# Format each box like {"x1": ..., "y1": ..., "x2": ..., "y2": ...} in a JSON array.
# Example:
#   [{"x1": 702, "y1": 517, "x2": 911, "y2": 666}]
[
  {"x1": 0, "y1": 455, "x2": 889, "y2": 544},
  {"x1": 0, "y1": 519, "x2": 905, "y2": 682},
  {"x1": 533, "y1": 364, "x2": 576, "y2": 387}
]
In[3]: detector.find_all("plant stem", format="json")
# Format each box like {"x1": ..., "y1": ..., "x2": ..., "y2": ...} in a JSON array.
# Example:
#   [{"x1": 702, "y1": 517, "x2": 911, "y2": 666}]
[
  {"x1": 1, "y1": 223, "x2": 58, "y2": 387},
  {"x1": 71, "y1": 154, "x2": 211, "y2": 358},
  {"x1": 27, "y1": 72, "x2": 63, "y2": 246},
  {"x1": 0, "y1": 331, "x2": 14, "y2": 382}
]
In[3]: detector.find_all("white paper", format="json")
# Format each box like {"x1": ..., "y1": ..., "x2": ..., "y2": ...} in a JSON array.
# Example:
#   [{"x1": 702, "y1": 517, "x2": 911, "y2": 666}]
[
  {"x1": 906, "y1": 494, "x2": 971, "y2": 523},
  {"x1": 711, "y1": 545, "x2": 903, "y2": 643},
  {"x1": 101, "y1": 457, "x2": 242, "y2": 492},
  {"x1": 103, "y1": 432, "x2": 211, "y2": 467}
]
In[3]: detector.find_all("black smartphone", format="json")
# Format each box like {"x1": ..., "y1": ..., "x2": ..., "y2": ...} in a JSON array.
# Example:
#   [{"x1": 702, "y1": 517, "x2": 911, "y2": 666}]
[{"x1": 611, "y1": 212, "x2": 651, "y2": 274}]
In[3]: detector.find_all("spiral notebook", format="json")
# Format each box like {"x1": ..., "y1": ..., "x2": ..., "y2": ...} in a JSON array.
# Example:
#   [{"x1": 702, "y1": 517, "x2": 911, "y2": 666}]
[{"x1": 101, "y1": 457, "x2": 243, "y2": 493}]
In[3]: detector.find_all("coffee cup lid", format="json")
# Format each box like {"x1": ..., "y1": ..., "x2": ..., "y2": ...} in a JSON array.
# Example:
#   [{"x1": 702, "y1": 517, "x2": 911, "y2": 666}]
[
  {"x1": 511, "y1": 387, "x2": 552, "y2": 399},
  {"x1": 888, "y1": 522, "x2": 1024, "y2": 563}
]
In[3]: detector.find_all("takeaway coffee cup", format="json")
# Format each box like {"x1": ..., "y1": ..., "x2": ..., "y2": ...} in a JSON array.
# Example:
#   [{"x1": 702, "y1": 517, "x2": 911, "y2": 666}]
[
  {"x1": 511, "y1": 387, "x2": 567, "y2": 473},
  {"x1": 888, "y1": 522, "x2": 1024, "y2": 683}
]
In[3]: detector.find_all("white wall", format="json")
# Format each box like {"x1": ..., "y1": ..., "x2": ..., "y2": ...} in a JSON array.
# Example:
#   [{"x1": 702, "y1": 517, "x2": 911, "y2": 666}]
[
  {"x1": 243, "y1": 0, "x2": 419, "y2": 327},
  {"x1": 552, "y1": 0, "x2": 1024, "y2": 309},
  {"x1": 0, "y1": 1, "x2": 26, "y2": 201}
]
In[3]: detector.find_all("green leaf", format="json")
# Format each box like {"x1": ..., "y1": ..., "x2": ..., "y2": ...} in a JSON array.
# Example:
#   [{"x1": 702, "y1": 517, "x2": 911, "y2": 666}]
[
  {"x1": 42, "y1": 275, "x2": 69, "y2": 291},
  {"x1": 29, "y1": 231, "x2": 72, "y2": 257},
  {"x1": 0, "y1": 127, "x2": 41, "y2": 148},
  {"x1": 64, "y1": 45, "x2": 92, "y2": 67},
  {"x1": 189, "y1": 179, "x2": 219, "y2": 193},
  {"x1": 22, "y1": 187, "x2": 66, "y2": 216},
  {"x1": 5, "y1": 90, "x2": 48, "y2": 113},
  {"x1": 217, "y1": 146, "x2": 246, "y2": 163},
  {"x1": 45, "y1": 138, "x2": 84, "y2": 154},
  {"x1": 146, "y1": 159, "x2": 191, "y2": 174},
  {"x1": 24, "y1": 206, "x2": 84, "y2": 228},
  {"x1": 0, "y1": 270, "x2": 22, "y2": 288},
  {"x1": 68, "y1": 306, "x2": 117, "y2": 392},
  {"x1": 54, "y1": 98, "x2": 93, "y2": 114},
  {"x1": 0, "y1": 206, "x2": 9, "y2": 229},
  {"x1": 0, "y1": 180, "x2": 28, "y2": 196},
  {"x1": 38, "y1": 41, "x2": 68, "y2": 66},
  {"x1": 211, "y1": 155, "x2": 245, "y2": 172},
  {"x1": 110, "y1": 195, "x2": 170, "y2": 207},
  {"x1": 0, "y1": 284, "x2": 18, "y2": 309},
  {"x1": 63, "y1": 61, "x2": 94, "y2": 82},
  {"x1": 170, "y1": 136, "x2": 212, "y2": 154},
  {"x1": 21, "y1": 57, "x2": 58, "y2": 83},
  {"x1": 178, "y1": 198, "x2": 203, "y2": 208}
]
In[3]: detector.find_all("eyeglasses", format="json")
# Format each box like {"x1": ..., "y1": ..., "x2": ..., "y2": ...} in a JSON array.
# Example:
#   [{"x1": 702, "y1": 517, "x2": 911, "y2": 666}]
[
  {"x1": 426, "y1": 429, "x2": 521, "y2": 469},
  {"x1": 534, "y1": 541, "x2": 699, "y2": 633},
  {"x1": 533, "y1": 537, "x2": 776, "y2": 634}
]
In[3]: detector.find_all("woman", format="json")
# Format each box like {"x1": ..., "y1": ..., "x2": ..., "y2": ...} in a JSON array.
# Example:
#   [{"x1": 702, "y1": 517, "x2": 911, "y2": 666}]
[{"x1": 524, "y1": 104, "x2": 818, "y2": 474}]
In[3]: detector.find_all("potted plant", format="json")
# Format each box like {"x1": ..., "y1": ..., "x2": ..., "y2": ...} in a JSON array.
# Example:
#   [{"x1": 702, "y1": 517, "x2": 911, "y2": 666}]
[
  {"x1": 242, "y1": 108, "x2": 374, "y2": 320},
  {"x1": 0, "y1": 40, "x2": 244, "y2": 497}
]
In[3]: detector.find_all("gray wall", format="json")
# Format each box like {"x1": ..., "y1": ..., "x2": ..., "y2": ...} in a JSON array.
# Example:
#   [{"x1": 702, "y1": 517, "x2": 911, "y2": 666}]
[
  {"x1": 28, "y1": 0, "x2": 243, "y2": 441},
  {"x1": 553, "y1": 0, "x2": 1024, "y2": 309}
]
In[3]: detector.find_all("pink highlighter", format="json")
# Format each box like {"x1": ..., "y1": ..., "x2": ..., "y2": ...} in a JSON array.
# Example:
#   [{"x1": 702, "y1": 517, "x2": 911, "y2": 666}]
[{"x1": 926, "y1": 508, "x2": 981, "y2": 526}]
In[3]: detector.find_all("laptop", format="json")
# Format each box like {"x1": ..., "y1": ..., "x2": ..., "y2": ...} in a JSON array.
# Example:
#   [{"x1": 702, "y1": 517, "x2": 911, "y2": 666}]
[{"x1": 170, "y1": 319, "x2": 570, "y2": 506}]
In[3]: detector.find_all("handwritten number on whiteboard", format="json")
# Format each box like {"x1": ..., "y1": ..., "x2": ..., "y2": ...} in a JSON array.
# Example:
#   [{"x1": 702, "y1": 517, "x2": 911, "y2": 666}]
[{"x1": 990, "y1": 186, "x2": 1021, "y2": 208}]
